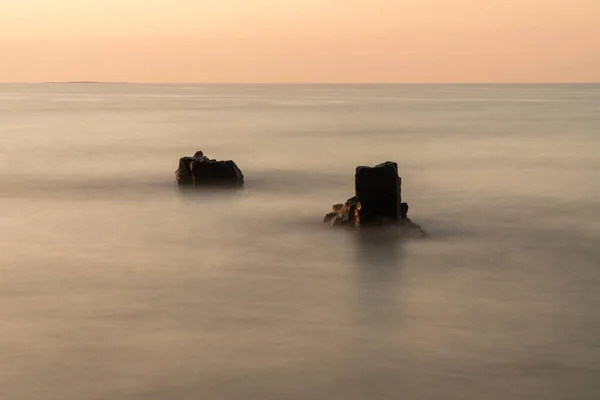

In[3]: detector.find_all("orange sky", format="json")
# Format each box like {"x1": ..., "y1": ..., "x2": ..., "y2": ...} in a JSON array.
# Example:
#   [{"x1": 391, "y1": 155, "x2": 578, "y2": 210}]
[{"x1": 1, "y1": 0, "x2": 599, "y2": 83}]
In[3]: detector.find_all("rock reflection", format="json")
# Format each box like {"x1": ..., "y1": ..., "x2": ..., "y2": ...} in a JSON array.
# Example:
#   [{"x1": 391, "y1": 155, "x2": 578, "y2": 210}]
[{"x1": 352, "y1": 227, "x2": 406, "y2": 327}]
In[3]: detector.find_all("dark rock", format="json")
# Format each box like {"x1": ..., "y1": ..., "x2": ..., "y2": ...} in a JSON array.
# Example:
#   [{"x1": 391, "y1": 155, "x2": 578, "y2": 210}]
[
  {"x1": 175, "y1": 156, "x2": 195, "y2": 186},
  {"x1": 355, "y1": 161, "x2": 401, "y2": 225},
  {"x1": 175, "y1": 151, "x2": 244, "y2": 188},
  {"x1": 344, "y1": 196, "x2": 360, "y2": 227},
  {"x1": 323, "y1": 212, "x2": 339, "y2": 224},
  {"x1": 400, "y1": 202, "x2": 409, "y2": 219},
  {"x1": 323, "y1": 197, "x2": 359, "y2": 227},
  {"x1": 323, "y1": 161, "x2": 427, "y2": 237}
]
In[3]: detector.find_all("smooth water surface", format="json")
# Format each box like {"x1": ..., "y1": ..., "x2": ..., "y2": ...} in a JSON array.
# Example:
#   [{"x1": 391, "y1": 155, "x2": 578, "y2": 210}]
[{"x1": 1, "y1": 84, "x2": 599, "y2": 399}]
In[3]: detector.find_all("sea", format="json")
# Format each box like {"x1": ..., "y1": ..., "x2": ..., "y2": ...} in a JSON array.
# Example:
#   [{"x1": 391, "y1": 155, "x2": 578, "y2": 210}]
[{"x1": 1, "y1": 83, "x2": 599, "y2": 400}]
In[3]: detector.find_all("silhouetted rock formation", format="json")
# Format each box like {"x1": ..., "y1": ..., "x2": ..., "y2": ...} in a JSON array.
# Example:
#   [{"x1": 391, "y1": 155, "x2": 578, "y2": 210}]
[
  {"x1": 175, "y1": 151, "x2": 244, "y2": 188},
  {"x1": 355, "y1": 161, "x2": 401, "y2": 224},
  {"x1": 323, "y1": 161, "x2": 427, "y2": 237}
]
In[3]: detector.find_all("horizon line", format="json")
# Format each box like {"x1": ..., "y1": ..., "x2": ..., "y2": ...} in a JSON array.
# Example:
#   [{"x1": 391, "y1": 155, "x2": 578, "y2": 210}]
[{"x1": 1, "y1": 81, "x2": 599, "y2": 85}]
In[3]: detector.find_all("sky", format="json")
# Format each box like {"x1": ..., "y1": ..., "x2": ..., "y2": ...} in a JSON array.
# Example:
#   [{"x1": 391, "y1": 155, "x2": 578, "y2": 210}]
[{"x1": 1, "y1": 0, "x2": 599, "y2": 83}]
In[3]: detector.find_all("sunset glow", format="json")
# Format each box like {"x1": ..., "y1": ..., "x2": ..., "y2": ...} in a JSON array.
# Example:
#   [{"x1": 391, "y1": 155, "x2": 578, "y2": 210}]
[{"x1": 1, "y1": 0, "x2": 599, "y2": 82}]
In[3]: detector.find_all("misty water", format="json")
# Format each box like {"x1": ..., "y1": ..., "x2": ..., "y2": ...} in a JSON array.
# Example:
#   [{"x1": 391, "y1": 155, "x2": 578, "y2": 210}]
[{"x1": 1, "y1": 84, "x2": 599, "y2": 399}]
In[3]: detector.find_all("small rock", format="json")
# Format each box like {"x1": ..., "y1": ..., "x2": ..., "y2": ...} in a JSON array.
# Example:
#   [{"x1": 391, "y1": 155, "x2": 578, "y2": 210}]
[{"x1": 175, "y1": 151, "x2": 244, "y2": 188}]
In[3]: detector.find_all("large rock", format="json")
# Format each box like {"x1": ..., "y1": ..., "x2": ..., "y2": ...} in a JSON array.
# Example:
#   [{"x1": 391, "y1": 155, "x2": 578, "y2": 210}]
[
  {"x1": 175, "y1": 151, "x2": 244, "y2": 188},
  {"x1": 323, "y1": 161, "x2": 427, "y2": 237},
  {"x1": 355, "y1": 161, "x2": 401, "y2": 225}
]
